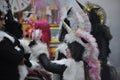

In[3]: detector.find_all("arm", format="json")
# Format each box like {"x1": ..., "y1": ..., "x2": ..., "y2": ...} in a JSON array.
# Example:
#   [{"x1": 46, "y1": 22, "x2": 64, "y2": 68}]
[{"x1": 39, "y1": 54, "x2": 67, "y2": 74}]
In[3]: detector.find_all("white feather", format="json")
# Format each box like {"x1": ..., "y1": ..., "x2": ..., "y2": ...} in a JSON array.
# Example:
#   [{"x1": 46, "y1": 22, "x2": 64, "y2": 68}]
[
  {"x1": 63, "y1": 59, "x2": 85, "y2": 80},
  {"x1": 55, "y1": 42, "x2": 68, "y2": 60},
  {"x1": 51, "y1": 59, "x2": 67, "y2": 65},
  {"x1": 19, "y1": 38, "x2": 32, "y2": 53},
  {"x1": 30, "y1": 41, "x2": 49, "y2": 58},
  {"x1": 52, "y1": 58, "x2": 85, "y2": 80},
  {"x1": 30, "y1": 60, "x2": 40, "y2": 70}
]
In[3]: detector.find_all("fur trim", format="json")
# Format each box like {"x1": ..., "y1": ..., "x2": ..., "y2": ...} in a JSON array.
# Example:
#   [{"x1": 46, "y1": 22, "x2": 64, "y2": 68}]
[
  {"x1": 76, "y1": 29, "x2": 101, "y2": 80},
  {"x1": 30, "y1": 41, "x2": 49, "y2": 58},
  {"x1": 51, "y1": 59, "x2": 67, "y2": 65},
  {"x1": 52, "y1": 59, "x2": 85, "y2": 80},
  {"x1": 18, "y1": 65, "x2": 28, "y2": 80},
  {"x1": 0, "y1": 31, "x2": 29, "y2": 80},
  {"x1": 0, "y1": 31, "x2": 15, "y2": 43},
  {"x1": 0, "y1": 31, "x2": 22, "y2": 51},
  {"x1": 19, "y1": 38, "x2": 32, "y2": 53},
  {"x1": 64, "y1": 32, "x2": 86, "y2": 48},
  {"x1": 30, "y1": 60, "x2": 40, "y2": 70},
  {"x1": 63, "y1": 59, "x2": 85, "y2": 80},
  {"x1": 51, "y1": 73, "x2": 60, "y2": 80},
  {"x1": 55, "y1": 42, "x2": 68, "y2": 60}
]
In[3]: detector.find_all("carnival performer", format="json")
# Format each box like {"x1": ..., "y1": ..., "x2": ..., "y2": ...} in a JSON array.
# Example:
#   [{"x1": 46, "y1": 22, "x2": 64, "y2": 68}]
[
  {"x1": 5, "y1": 10, "x2": 52, "y2": 80},
  {"x1": 4, "y1": 7, "x2": 35, "y2": 80},
  {"x1": 29, "y1": 25, "x2": 101, "y2": 80},
  {"x1": 0, "y1": 9, "x2": 28, "y2": 80},
  {"x1": 75, "y1": 1, "x2": 113, "y2": 80},
  {"x1": 23, "y1": 25, "x2": 51, "y2": 80},
  {"x1": 28, "y1": 18, "x2": 51, "y2": 57}
]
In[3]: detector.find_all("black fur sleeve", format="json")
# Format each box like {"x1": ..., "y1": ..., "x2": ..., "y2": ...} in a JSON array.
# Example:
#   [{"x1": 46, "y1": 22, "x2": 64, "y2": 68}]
[{"x1": 39, "y1": 54, "x2": 67, "y2": 74}]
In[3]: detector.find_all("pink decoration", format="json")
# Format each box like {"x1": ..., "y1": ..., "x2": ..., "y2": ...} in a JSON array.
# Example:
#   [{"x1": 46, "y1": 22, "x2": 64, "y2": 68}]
[
  {"x1": 76, "y1": 29, "x2": 101, "y2": 80},
  {"x1": 33, "y1": 20, "x2": 51, "y2": 46}
]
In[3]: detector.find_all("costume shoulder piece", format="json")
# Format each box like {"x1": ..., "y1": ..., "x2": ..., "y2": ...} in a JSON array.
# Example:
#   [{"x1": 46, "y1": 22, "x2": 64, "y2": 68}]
[{"x1": 0, "y1": 31, "x2": 15, "y2": 43}]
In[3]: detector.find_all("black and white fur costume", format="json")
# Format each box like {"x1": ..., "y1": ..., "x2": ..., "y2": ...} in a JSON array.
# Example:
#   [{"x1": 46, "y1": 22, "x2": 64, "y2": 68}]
[
  {"x1": 29, "y1": 28, "x2": 100, "y2": 80},
  {"x1": 0, "y1": 30, "x2": 28, "y2": 80},
  {"x1": 52, "y1": 42, "x2": 67, "y2": 80},
  {"x1": 2, "y1": 2, "x2": 32, "y2": 79},
  {"x1": 29, "y1": 39, "x2": 85, "y2": 80}
]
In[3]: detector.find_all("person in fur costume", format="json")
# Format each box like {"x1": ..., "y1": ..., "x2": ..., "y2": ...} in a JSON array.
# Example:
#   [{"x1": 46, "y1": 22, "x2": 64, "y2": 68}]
[
  {"x1": 4, "y1": 8, "x2": 33, "y2": 80},
  {"x1": 88, "y1": 7, "x2": 112, "y2": 80},
  {"x1": 76, "y1": 0, "x2": 113, "y2": 66},
  {"x1": 29, "y1": 27, "x2": 101, "y2": 80},
  {"x1": 5, "y1": 12, "x2": 51, "y2": 80},
  {"x1": 0, "y1": 9, "x2": 28, "y2": 80},
  {"x1": 75, "y1": 1, "x2": 113, "y2": 80}
]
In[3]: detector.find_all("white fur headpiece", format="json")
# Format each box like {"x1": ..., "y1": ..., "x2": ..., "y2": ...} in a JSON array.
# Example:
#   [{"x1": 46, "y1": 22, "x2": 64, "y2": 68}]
[
  {"x1": 64, "y1": 28, "x2": 101, "y2": 80},
  {"x1": 0, "y1": 31, "x2": 15, "y2": 43}
]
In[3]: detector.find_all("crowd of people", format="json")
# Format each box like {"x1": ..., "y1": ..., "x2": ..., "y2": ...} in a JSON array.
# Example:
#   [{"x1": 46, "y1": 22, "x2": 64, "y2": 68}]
[{"x1": 0, "y1": 0, "x2": 113, "y2": 80}]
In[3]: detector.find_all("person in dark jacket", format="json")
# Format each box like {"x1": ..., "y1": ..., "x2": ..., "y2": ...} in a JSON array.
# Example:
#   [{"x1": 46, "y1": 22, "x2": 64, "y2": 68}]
[
  {"x1": 88, "y1": 7, "x2": 112, "y2": 80},
  {"x1": 0, "y1": 9, "x2": 25, "y2": 80}
]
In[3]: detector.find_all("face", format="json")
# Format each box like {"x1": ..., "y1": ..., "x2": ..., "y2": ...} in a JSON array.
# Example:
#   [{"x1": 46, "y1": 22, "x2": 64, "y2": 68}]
[
  {"x1": 66, "y1": 48, "x2": 72, "y2": 58},
  {"x1": 0, "y1": 15, "x2": 5, "y2": 30}
]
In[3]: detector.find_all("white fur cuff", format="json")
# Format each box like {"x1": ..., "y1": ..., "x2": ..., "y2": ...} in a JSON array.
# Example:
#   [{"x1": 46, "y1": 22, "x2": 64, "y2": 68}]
[{"x1": 30, "y1": 41, "x2": 49, "y2": 58}]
